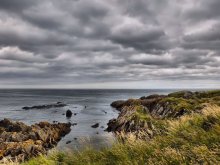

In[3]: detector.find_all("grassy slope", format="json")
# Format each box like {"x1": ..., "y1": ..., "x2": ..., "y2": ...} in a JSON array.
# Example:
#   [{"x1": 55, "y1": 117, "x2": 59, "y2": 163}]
[{"x1": 24, "y1": 105, "x2": 220, "y2": 165}]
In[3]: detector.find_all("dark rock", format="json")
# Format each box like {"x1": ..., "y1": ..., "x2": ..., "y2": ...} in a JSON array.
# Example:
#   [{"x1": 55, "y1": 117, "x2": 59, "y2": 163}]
[
  {"x1": 202, "y1": 121, "x2": 212, "y2": 131},
  {"x1": 74, "y1": 137, "x2": 77, "y2": 140},
  {"x1": 74, "y1": 113, "x2": 77, "y2": 116},
  {"x1": 66, "y1": 110, "x2": 73, "y2": 118},
  {"x1": 91, "y1": 123, "x2": 99, "y2": 128},
  {"x1": 106, "y1": 119, "x2": 117, "y2": 132},
  {"x1": 71, "y1": 123, "x2": 77, "y2": 126},
  {"x1": 102, "y1": 110, "x2": 107, "y2": 114},
  {"x1": 22, "y1": 102, "x2": 67, "y2": 110},
  {"x1": 111, "y1": 100, "x2": 126, "y2": 110},
  {"x1": 66, "y1": 140, "x2": 72, "y2": 144}
]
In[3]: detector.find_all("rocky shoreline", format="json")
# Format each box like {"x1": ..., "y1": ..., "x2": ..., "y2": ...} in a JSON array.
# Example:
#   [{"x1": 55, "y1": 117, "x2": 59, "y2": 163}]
[
  {"x1": 0, "y1": 118, "x2": 71, "y2": 163},
  {"x1": 106, "y1": 90, "x2": 220, "y2": 139},
  {"x1": 1, "y1": 90, "x2": 220, "y2": 163}
]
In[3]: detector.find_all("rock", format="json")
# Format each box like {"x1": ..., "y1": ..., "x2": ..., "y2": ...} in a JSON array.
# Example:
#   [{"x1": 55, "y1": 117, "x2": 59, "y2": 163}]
[
  {"x1": 106, "y1": 119, "x2": 117, "y2": 132},
  {"x1": 0, "y1": 118, "x2": 71, "y2": 162},
  {"x1": 91, "y1": 123, "x2": 99, "y2": 128},
  {"x1": 106, "y1": 105, "x2": 157, "y2": 139},
  {"x1": 102, "y1": 110, "x2": 107, "y2": 114},
  {"x1": 71, "y1": 123, "x2": 77, "y2": 126},
  {"x1": 66, "y1": 110, "x2": 73, "y2": 118},
  {"x1": 74, "y1": 113, "x2": 77, "y2": 116},
  {"x1": 22, "y1": 102, "x2": 67, "y2": 110},
  {"x1": 110, "y1": 100, "x2": 126, "y2": 110},
  {"x1": 66, "y1": 140, "x2": 71, "y2": 144},
  {"x1": 107, "y1": 90, "x2": 220, "y2": 139}
]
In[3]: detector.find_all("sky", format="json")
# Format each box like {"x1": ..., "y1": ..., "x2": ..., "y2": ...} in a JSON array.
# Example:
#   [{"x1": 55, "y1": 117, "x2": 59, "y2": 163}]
[{"x1": 0, "y1": 0, "x2": 220, "y2": 89}]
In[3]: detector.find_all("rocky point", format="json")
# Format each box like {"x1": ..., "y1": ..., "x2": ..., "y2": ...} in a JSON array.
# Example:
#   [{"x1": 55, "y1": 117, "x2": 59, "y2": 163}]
[
  {"x1": 0, "y1": 118, "x2": 71, "y2": 162},
  {"x1": 107, "y1": 90, "x2": 220, "y2": 139}
]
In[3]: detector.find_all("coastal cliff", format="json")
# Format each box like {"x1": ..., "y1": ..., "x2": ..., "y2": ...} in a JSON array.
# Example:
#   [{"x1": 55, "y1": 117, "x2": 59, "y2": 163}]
[{"x1": 107, "y1": 90, "x2": 220, "y2": 139}]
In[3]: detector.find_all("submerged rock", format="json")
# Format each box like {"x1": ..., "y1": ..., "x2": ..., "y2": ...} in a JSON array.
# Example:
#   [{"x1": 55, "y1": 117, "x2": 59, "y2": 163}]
[
  {"x1": 0, "y1": 118, "x2": 71, "y2": 162},
  {"x1": 91, "y1": 123, "x2": 99, "y2": 128},
  {"x1": 22, "y1": 102, "x2": 67, "y2": 110},
  {"x1": 66, "y1": 140, "x2": 72, "y2": 144}
]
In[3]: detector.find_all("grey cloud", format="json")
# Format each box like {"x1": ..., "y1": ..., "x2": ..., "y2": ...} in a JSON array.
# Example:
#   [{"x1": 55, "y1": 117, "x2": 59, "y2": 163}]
[
  {"x1": 182, "y1": 23, "x2": 220, "y2": 50},
  {"x1": 184, "y1": 0, "x2": 220, "y2": 22},
  {"x1": 0, "y1": 0, "x2": 219, "y2": 87}
]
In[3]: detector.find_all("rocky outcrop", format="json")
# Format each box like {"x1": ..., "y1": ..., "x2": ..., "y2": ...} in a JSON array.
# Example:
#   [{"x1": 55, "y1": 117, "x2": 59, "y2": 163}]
[
  {"x1": 106, "y1": 105, "x2": 159, "y2": 139},
  {"x1": 22, "y1": 102, "x2": 67, "y2": 110},
  {"x1": 110, "y1": 100, "x2": 126, "y2": 110},
  {"x1": 107, "y1": 90, "x2": 220, "y2": 137},
  {"x1": 0, "y1": 118, "x2": 71, "y2": 162}
]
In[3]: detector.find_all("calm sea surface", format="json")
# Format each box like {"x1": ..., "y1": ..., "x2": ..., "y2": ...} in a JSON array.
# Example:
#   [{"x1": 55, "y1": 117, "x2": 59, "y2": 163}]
[{"x1": 0, "y1": 89, "x2": 181, "y2": 150}]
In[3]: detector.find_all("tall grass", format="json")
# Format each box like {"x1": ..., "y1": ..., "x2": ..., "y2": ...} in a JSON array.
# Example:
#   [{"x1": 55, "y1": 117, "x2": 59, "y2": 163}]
[{"x1": 22, "y1": 106, "x2": 220, "y2": 165}]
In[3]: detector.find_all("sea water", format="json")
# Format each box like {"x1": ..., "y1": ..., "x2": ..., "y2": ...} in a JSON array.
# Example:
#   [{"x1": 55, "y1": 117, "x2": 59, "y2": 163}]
[{"x1": 0, "y1": 89, "x2": 176, "y2": 150}]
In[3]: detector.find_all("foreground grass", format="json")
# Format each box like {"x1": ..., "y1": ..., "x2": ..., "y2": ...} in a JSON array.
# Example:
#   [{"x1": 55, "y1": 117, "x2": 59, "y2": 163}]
[{"x1": 24, "y1": 106, "x2": 220, "y2": 165}]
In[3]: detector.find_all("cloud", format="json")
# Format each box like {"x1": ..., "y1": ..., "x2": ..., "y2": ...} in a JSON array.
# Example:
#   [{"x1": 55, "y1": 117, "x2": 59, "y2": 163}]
[{"x1": 0, "y1": 0, "x2": 219, "y2": 88}]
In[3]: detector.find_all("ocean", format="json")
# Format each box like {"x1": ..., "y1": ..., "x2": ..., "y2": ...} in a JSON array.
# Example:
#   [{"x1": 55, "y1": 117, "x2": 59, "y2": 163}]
[{"x1": 0, "y1": 89, "x2": 178, "y2": 150}]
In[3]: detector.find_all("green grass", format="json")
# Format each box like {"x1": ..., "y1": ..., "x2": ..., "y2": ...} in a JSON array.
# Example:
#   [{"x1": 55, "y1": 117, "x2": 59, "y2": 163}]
[{"x1": 23, "y1": 106, "x2": 220, "y2": 165}]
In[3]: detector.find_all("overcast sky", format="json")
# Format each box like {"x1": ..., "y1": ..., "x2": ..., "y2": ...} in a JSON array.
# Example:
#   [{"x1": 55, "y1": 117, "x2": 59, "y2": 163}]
[{"x1": 0, "y1": 0, "x2": 220, "y2": 89}]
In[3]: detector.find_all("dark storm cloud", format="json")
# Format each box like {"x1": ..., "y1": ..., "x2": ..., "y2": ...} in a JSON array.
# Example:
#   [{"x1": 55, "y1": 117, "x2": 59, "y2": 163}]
[
  {"x1": 184, "y1": 0, "x2": 220, "y2": 22},
  {"x1": 0, "y1": 0, "x2": 38, "y2": 11},
  {"x1": 0, "y1": 0, "x2": 220, "y2": 87}
]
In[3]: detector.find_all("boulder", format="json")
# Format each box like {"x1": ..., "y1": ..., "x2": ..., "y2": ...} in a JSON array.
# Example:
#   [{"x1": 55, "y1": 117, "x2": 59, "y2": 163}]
[{"x1": 66, "y1": 110, "x2": 73, "y2": 118}]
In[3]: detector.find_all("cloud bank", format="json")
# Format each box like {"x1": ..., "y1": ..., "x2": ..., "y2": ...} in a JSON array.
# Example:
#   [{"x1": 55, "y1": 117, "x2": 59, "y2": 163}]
[{"x1": 0, "y1": 0, "x2": 219, "y2": 88}]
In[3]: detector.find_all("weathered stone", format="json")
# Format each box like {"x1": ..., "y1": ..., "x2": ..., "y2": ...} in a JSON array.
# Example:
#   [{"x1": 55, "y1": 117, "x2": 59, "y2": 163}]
[
  {"x1": 66, "y1": 110, "x2": 73, "y2": 118},
  {"x1": 0, "y1": 119, "x2": 71, "y2": 162}
]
